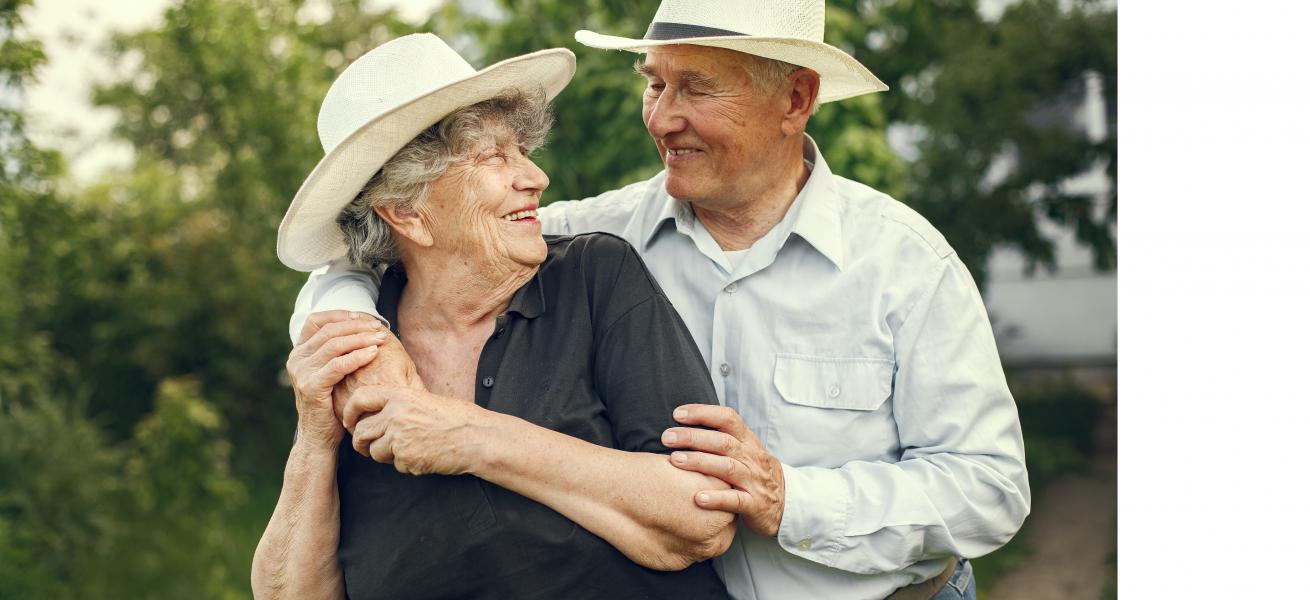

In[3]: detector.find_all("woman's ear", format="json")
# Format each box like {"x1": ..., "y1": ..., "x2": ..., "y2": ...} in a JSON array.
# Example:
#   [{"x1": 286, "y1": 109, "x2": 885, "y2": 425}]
[{"x1": 374, "y1": 202, "x2": 435, "y2": 248}]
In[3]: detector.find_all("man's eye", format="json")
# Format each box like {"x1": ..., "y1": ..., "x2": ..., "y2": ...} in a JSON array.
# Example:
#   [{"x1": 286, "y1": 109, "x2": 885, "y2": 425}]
[{"x1": 646, "y1": 83, "x2": 665, "y2": 94}]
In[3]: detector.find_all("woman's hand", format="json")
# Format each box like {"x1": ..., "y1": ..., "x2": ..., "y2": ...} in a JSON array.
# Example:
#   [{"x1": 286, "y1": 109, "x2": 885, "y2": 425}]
[
  {"x1": 341, "y1": 385, "x2": 488, "y2": 476},
  {"x1": 285, "y1": 314, "x2": 387, "y2": 452}
]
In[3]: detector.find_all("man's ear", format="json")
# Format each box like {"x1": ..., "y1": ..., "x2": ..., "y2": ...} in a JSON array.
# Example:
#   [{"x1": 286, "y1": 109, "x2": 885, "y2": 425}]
[
  {"x1": 781, "y1": 68, "x2": 820, "y2": 136},
  {"x1": 374, "y1": 201, "x2": 435, "y2": 248}
]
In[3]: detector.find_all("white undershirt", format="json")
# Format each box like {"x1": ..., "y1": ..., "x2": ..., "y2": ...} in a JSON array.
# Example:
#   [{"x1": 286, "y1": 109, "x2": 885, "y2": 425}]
[{"x1": 722, "y1": 248, "x2": 751, "y2": 270}]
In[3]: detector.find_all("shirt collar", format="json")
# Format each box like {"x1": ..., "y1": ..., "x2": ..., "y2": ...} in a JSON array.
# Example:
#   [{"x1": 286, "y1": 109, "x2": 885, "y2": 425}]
[
  {"x1": 639, "y1": 134, "x2": 844, "y2": 270},
  {"x1": 505, "y1": 269, "x2": 546, "y2": 319}
]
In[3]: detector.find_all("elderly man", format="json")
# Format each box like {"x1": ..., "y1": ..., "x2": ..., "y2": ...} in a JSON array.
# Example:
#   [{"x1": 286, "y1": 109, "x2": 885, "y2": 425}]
[{"x1": 292, "y1": 1, "x2": 1029, "y2": 599}]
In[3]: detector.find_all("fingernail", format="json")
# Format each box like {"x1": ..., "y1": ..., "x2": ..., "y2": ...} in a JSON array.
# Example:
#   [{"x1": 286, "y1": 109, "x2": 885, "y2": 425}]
[
  {"x1": 370, "y1": 320, "x2": 383, "y2": 329},
  {"x1": 662, "y1": 430, "x2": 678, "y2": 444},
  {"x1": 672, "y1": 452, "x2": 686, "y2": 464},
  {"x1": 697, "y1": 493, "x2": 710, "y2": 504},
  {"x1": 374, "y1": 331, "x2": 387, "y2": 341},
  {"x1": 674, "y1": 408, "x2": 688, "y2": 420}
]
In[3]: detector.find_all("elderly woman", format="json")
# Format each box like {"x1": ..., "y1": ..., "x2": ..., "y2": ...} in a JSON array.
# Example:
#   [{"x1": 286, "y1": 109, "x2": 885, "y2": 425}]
[{"x1": 252, "y1": 35, "x2": 732, "y2": 599}]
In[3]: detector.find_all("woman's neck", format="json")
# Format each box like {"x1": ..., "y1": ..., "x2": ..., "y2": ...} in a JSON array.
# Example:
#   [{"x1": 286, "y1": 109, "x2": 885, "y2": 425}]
[{"x1": 397, "y1": 251, "x2": 536, "y2": 336}]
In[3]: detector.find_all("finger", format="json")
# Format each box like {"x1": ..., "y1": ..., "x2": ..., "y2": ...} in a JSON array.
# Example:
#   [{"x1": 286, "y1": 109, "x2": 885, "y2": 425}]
[
  {"x1": 672, "y1": 404, "x2": 748, "y2": 437},
  {"x1": 693, "y1": 489, "x2": 750, "y2": 515},
  {"x1": 662, "y1": 427, "x2": 738, "y2": 455},
  {"x1": 307, "y1": 328, "x2": 387, "y2": 373},
  {"x1": 342, "y1": 386, "x2": 394, "y2": 431},
  {"x1": 352, "y1": 411, "x2": 387, "y2": 457},
  {"x1": 368, "y1": 431, "x2": 395, "y2": 464},
  {"x1": 299, "y1": 310, "x2": 372, "y2": 345},
  {"x1": 298, "y1": 317, "x2": 383, "y2": 360},
  {"x1": 310, "y1": 345, "x2": 379, "y2": 394},
  {"x1": 670, "y1": 451, "x2": 747, "y2": 486}
]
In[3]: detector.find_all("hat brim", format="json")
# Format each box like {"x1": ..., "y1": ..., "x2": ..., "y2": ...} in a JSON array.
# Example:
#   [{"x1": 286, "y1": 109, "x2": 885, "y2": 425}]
[
  {"x1": 574, "y1": 30, "x2": 888, "y2": 104},
  {"x1": 278, "y1": 48, "x2": 576, "y2": 272}
]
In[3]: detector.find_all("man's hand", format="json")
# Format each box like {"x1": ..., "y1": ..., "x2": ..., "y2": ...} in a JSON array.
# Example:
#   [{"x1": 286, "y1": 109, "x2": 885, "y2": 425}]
[
  {"x1": 662, "y1": 404, "x2": 786, "y2": 537},
  {"x1": 340, "y1": 385, "x2": 487, "y2": 476}
]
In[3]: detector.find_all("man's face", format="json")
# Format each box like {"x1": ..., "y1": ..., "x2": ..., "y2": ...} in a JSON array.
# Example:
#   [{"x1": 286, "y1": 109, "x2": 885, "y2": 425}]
[{"x1": 638, "y1": 45, "x2": 788, "y2": 206}]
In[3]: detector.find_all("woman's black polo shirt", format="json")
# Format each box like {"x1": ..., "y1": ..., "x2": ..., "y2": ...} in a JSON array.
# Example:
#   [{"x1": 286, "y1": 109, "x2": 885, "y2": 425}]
[{"x1": 336, "y1": 233, "x2": 729, "y2": 600}]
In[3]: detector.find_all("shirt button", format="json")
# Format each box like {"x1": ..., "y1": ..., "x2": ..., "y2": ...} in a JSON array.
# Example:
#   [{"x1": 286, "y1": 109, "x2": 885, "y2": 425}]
[
  {"x1": 828, "y1": 385, "x2": 841, "y2": 398},
  {"x1": 718, "y1": 363, "x2": 731, "y2": 376},
  {"x1": 481, "y1": 376, "x2": 495, "y2": 388},
  {"x1": 797, "y1": 538, "x2": 812, "y2": 551},
  {"x1": 724, "y1": 282, "x2": 738, "y2": 293}
]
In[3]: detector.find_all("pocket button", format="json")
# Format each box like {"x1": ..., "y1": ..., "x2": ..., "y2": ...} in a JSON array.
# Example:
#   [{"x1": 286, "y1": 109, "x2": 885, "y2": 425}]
[{"x1": 827, "y1": 384, "x2": 841, "y2": 398}]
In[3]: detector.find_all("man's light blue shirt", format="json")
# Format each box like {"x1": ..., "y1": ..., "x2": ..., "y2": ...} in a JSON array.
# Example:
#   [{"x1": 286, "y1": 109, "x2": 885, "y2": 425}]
[{"x1": 291, "y1": 136, "x2": 1030, "y2": 600}]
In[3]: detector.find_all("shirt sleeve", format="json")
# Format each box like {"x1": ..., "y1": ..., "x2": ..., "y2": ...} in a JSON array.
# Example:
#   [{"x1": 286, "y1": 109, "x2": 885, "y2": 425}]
[
  {"x1": 287, "y1": 259, "x2": 385, "y2": 343},
  {"x1": 775, "y1": 254, "x2": 1031, "y2": 574},
  {"x1": 589, "y1": 245, "x2": 719, "y2": 454}
]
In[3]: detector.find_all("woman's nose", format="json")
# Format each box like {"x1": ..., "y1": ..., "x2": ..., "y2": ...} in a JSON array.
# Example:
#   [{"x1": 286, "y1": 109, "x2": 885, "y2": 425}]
[{"x1": 514, "y1": 155, "x2": 549, "y2": 194}]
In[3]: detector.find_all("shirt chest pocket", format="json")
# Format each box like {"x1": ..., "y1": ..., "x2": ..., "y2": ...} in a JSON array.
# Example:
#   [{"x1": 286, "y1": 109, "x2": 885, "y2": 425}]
[
  {"x1": 767, "y1": 353, "x2": 897, "y2": 466},
  {"x1": 773, "y1": 353, "x2": 894, "y2": 411}
]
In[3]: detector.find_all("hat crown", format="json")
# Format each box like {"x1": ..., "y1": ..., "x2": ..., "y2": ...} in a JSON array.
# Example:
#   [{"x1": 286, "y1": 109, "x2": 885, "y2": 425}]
[
  {"x1": 317, "y1": 33, "x2": 476, "y2": 153},
  {"x1": 651, "y1": 0, "x2": 824, "y2": 41}
]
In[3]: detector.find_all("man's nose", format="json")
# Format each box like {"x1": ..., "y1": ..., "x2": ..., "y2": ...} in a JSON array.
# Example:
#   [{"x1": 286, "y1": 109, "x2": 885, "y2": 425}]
[{"x1": 645, "y1": 90, "x2": 687, "y2": 139}]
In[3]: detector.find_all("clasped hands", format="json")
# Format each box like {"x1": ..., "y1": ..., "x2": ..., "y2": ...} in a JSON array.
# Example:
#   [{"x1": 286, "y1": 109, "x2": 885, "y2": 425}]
[
  {"x1": 287, "y1": 310, "x2": 481, "y2": 476},
  {"x1": 290, "y1": 311, "x2": 788, "y2": 536}
]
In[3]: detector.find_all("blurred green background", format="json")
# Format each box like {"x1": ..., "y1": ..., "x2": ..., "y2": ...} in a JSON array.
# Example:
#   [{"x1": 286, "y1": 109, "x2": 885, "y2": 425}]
[{"x1": 0, "y1": 0, "x2": 1116, "y2": 597}]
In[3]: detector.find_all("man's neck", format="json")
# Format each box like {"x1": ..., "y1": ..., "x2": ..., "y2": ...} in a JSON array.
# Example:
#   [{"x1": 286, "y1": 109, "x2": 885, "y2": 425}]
[{"x1": 693, "y1": 139, "x2": 811, "y2": 252}]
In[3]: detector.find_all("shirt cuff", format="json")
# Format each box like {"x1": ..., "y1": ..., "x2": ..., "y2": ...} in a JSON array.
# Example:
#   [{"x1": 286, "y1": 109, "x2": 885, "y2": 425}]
[{"x1": 776, "y1": 463, "x2": 853, "y2": 567}]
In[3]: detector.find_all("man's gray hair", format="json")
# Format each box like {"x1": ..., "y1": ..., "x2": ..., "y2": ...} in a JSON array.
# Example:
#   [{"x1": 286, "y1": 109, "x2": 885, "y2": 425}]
[
  {"x1": 336, "y1": 88, "x2": 553, "y2": 269},
  {"x1": 741, "y1": 54, "x2": 803, "y2": 95}
]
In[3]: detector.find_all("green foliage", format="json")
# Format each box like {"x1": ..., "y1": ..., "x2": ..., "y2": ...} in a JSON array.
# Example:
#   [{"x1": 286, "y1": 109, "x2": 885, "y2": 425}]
[
  {"x1": 0, "y1": 380, "x2": 245, "y2": 599},
  {"x1": 1, "y1": 0, "x2": 1115, "y2": 595},
  {"x1": 849, "y1": 0, "x2": 1117, "y2": 285}
]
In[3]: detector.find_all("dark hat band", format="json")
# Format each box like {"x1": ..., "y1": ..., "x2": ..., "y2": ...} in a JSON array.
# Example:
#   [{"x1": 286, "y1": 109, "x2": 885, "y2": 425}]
[{"x1": 644, "y1": 21, "x2": 745, "y2": 40}]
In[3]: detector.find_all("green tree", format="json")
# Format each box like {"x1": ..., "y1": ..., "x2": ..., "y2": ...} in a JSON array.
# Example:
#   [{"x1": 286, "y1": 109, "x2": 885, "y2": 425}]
[{"x1": 848, "y1": 0, "x2": 1117, "y2": 284}]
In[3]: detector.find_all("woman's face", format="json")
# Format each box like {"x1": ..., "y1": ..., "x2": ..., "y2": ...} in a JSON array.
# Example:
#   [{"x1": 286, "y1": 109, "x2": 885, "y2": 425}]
[{"x1": 418, "y1": 121, "x2": 549, "y2": 269}]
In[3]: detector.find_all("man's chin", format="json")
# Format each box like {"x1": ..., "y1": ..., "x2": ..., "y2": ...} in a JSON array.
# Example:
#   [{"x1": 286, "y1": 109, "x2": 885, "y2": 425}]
[{"x1": 663, "y1": 177, "x2": 706, "y2": 203}]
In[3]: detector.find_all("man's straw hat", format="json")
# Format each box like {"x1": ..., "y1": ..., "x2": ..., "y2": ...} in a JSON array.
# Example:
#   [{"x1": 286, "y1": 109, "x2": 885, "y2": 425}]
[{"x1": 575, "y1": 0, "x2": 887, "y2": 103}]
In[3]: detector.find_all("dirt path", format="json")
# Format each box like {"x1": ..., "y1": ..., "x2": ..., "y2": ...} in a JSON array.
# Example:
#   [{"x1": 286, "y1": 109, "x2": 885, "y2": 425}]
[{"x1": 987, "y1": 403, "x2": 1117, "y2": 599}]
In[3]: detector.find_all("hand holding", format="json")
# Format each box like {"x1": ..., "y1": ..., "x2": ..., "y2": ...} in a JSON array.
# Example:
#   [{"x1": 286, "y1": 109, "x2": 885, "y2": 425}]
[
  {"x1": 285, "y1": 313, "x2": 386, "y2": 451},
  {"x1": 662, "y1": 404, "x2": 787, "y2": 537},
  {"x1": 341, "y1": 385, "x2": 485, "y2": 476},
  {"x1": 333, "y1": 329, "x2": 425, "y2": 421}
]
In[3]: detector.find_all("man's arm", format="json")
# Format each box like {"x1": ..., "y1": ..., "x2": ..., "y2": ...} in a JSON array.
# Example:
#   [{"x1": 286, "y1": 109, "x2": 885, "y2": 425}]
[
  {"x1": 666, "y1": 254, "x2": 1031, "y2": 574},
  {"x1": 289, "y1": 262, "x2": 385, "y2": 343}
]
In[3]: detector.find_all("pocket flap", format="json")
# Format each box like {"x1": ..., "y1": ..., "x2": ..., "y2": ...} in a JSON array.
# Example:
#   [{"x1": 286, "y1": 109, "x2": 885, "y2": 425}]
[{"x1": 773, "y1": 353, "x2": 894, "y2": 411}]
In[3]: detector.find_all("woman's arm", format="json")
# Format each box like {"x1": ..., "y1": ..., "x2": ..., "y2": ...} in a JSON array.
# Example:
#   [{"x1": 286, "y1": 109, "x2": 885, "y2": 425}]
[
  {"x1": 252, "y1": 315, "x2": 387, "y2": 599},
  {"x1": 343, "y1": 387, "x2": 735, "y2": 571},
  {"x1": 251, "y1": 442, "x2": 345, "y2": 599},
  {"x1": 474, "y1": 412, "x2": 735, "y2": 570}
]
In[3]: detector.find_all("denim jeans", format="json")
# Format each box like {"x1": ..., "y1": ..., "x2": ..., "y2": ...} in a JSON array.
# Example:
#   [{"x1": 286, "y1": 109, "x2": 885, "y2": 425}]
[{"x1": 927, "y1": 558, "x2": 976, "y2": 600}]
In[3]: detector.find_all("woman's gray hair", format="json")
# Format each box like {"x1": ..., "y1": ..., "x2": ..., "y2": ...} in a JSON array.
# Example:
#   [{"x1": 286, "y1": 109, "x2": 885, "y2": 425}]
[{"x1": 336, "y1": 88, "x2": 553, "y2": 268}]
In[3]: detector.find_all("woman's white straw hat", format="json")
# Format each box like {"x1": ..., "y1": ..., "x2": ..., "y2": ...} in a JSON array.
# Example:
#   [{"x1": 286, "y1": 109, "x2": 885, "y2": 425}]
[
  {"x1": 575, "y1": 0, "x2": 887, "y2": 104},
  {"x1": 278, "y1": 34, "x2": 575, "y2": 272}
]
